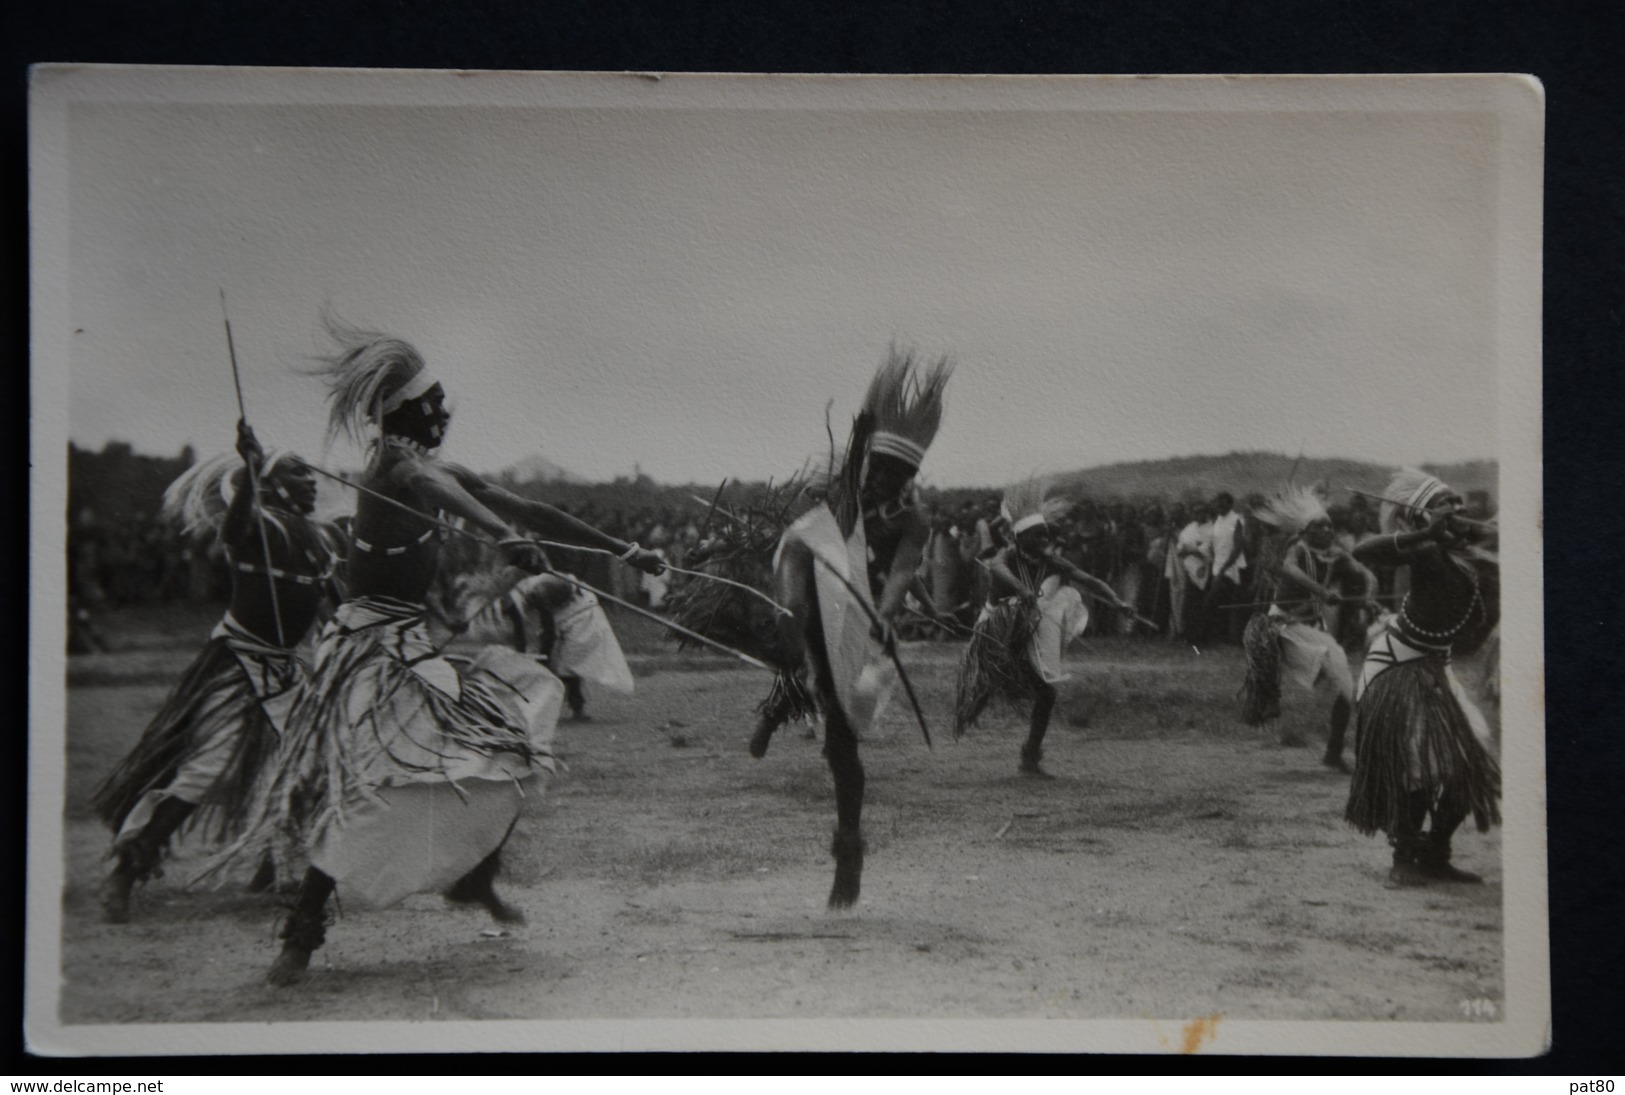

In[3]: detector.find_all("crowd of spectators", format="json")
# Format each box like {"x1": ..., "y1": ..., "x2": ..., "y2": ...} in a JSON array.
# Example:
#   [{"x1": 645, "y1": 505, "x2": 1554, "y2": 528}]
[
  {"x1": 67, "y1": 458, "x2": 1494, "y2": 657},
  {"x1": 69, "y1": 507, "x2": 225, "y2": 609},
  {"x1": 908, "y1": 487, "x2": 1495, "y2": 647}
]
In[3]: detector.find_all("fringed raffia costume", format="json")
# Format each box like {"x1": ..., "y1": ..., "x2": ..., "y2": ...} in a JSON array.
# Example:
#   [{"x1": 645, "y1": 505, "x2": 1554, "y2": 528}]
[
  {"x1": 953, "y1": 480, "x2": 1111, "y2": 776},
  {"x1": 954, "y1": 495, "x2": 1088, "y2": 733},
  {"x1": 1236, "y1": 486, "x2": 1368, "y2": 765},
  {"x1": 208, "y1": 325, "x2": 571, "y2": 916},
  {"x1": 202, "y1": 320, "x2": 605, "y2": 986},
  {"x1": 1344, "y1": 470, "x2": 1500, "y2": 887},
  {"x1": 96, "y1": 615, "x2": 300, "y2": 847},
  {"x1": 92, "y1": 447, "x2": 336, "y2": 922},
  {"x1": 237, "y1": 317, "x2": 665, "y2": 986},
  {"x1": 231, "y1": 587, "x2": 564, "y2": 910}
]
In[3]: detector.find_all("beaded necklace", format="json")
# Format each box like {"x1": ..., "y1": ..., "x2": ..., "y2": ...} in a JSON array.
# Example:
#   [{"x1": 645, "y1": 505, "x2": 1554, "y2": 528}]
[
  {"x1": 382, "y1": 435, "x2": 437, "y2": 457},
  {"x1": 1399, "y1": 569, "x2": 1482, "y2": 642}
]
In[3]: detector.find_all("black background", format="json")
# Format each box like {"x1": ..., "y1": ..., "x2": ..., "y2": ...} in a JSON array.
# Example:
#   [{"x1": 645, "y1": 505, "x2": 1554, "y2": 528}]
[{"x1": 6, "y1": 0, "x2": 1621, "y2": 1077}]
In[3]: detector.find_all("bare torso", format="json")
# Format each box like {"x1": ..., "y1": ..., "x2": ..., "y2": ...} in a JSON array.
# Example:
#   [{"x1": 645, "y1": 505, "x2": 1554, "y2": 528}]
[
  {"x1": 344, "y1": 446, "x2": 444, "y2": 604},
  {"x1": 1397, "y1": 546, "x2": 1482, "y2": 645},
  {"x1": 224, "y1": 515, "x2": 333, "y2": 646}
]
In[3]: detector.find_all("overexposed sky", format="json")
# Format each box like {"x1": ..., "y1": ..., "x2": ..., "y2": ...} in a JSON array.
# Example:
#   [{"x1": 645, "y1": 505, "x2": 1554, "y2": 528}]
[{"x1": 62, "y1": 90, "x2": 1500, "y2": 486}]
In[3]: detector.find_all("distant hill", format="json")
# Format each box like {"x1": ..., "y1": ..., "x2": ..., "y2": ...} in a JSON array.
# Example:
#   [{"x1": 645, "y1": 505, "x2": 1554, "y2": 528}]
[
  {"x1": 496, "y1": 453, "x2": 583, "y2": 486},
  {"x1": 1047, "y1": 452, "x2": 1497, "y2": 507}
]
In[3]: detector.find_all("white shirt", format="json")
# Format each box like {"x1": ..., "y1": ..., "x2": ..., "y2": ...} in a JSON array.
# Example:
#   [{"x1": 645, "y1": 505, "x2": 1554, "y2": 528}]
[{"x1": 1177, "y1": 520, "x2": 1213, "y2": 589}]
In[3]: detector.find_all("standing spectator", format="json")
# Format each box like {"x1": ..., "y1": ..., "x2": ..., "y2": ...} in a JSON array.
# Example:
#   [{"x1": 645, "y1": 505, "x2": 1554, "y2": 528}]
[
  {"x1": 69, "y1": 507, "x2": 108, "y2": 606},
  {"x1": 1240, "y1": 493, "x2": 1270, "y2": 604},
  {"x1": 1142, "y1": 503, "x2": 1172, "y2": 635},
  {"x1": 1162, "y1": 502, "x2": 1190, "y2": 639},
  {"x1": 1067, "y1": 500, "x2": 1102, "y2": 632},
  {"x1": 1112, "y1": 502, "x2": 1148, "y2": 636},
  {"x1": 1206, "y1": 492, "x2": 1250, "y2": 644},
  {"x1": 1094, "y1": 502, "x2": 1125, "y2": 634},
  {"x1": 1177, "y1": 502, "x2": 1215, "y2": 644}
]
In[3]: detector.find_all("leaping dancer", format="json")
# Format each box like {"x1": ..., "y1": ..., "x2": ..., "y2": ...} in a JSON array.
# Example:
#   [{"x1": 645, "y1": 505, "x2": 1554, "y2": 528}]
[
  {"x1": 760, "y1": 347, "x2": 951, "y2": 907},
  {"x1": 206, "y1": 315, "x2": 665, "y2": 985}
]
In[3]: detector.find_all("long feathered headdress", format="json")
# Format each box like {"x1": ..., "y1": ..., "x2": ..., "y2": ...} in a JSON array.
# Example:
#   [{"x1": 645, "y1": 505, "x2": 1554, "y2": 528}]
[
  {"x1": 161, "y1": 450, "x2": 296, "y2": 545},
  {"x1": 1252, "y1": 484, "x2": 1330, "y2": 536},
  {"x1": 862, "y1": 345, "x2": 953, "y2": 468},
  {"x1": 826, "y1": 345, "x2": 953, "y2": 536},
  {"x1": 1378, "y1": 467, "x2": 1451, "y2": 535},
  {"x1": 312, "y1": 312, "x2": 436, "y2": 448},
  {"x1": 1000, "y1": 476, "x2": 1073, "y2": 534}
]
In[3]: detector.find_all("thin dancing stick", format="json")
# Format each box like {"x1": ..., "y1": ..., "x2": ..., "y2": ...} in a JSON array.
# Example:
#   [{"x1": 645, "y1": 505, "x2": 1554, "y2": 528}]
[
  {"x1": 219, "y1": 290, "x2": 287, "y2": 647},
  {"x1": 290, "y1": 457, "x2": 790, "y2": 617}
]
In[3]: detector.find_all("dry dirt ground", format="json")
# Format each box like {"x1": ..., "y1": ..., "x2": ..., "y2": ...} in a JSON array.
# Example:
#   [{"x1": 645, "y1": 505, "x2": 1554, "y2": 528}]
[{"x1": 54, "y1": 605, "x2": 1503, "y2": 1028}]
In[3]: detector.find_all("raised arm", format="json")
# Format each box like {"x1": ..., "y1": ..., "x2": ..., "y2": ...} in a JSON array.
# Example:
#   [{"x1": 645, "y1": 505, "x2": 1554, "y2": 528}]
[
  {"x1": 1352, "y1": 504, "x2": 1459, "y2": 567},
  {"x1": 221, "y1": 421, "x2": 271, "y2": 551}
]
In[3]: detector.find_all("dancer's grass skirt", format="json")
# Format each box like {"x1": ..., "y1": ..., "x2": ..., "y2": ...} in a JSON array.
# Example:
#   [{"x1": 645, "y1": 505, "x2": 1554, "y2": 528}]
[
  {"x1": 953, "y1": 601, "x2": 1043, "y2": 737},
  {"x1": 92, "y1": 638, "x2": 286, "y2": 847},
  {"x1": 1345, "y1": 655, "x2": 1500, "y2": 836},
  {"x1": 198, "y1": 599, "x2": 561, "y2": 901},
  {"x1": 1238, "y1": 613, "x2": 1282, "y2": 725}
]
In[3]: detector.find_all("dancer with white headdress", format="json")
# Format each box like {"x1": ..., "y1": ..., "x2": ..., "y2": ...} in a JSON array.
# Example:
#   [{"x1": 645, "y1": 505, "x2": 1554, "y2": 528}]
[
  {"x1": 1238, "y1": 484, "x2": 1378, "y2": 768},
  {"x1": 1345, "y1": 469, "x2": 1500, "y2": 888},
  {"x1": 953, "y1": 478, "x2": 1138, "y2": 778},
  {"x1": 92, "y1": 423, "x2": 337, "y2": 922},
  {"x1": 210, "y1": 315, "x2": 666, "y2": 985}
]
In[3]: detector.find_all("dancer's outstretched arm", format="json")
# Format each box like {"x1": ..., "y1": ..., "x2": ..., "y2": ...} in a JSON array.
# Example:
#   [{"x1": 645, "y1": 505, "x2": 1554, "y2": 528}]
[
  {"x1": 1048, "y1": 552, "x2": 1129, "y2": 609},
  {"x1": 440, "y1": 462, "x2": 664, "y2": 574}
]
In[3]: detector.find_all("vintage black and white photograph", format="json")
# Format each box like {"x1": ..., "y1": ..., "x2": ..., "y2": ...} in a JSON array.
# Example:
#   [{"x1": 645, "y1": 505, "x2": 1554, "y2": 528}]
[{"x1": 27, "y1": 68, "x2": 1546, "y2": 1055}]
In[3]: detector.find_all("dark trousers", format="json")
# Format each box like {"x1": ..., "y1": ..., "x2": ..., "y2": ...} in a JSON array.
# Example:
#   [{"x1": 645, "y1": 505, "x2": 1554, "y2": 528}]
[
  {"x1": 1207, "y1": 574, "x2": 1249, "y2": 645},
  {"x1": 1182, "y1": 578, "x2": 1212, "y2": 644}
]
